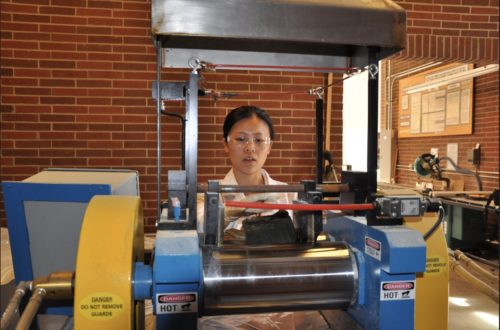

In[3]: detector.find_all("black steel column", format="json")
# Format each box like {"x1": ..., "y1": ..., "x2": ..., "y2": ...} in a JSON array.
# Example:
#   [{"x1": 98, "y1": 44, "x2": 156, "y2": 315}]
[
  {"x1": 316, "y1": 98, "x2": 324, "y2": 184},
  {"x1": 155, "y1": 37, "x2": 162, "y2": 223},
  {"x1": 366, "y1": 48, "x2": 380, "y2": 197}
]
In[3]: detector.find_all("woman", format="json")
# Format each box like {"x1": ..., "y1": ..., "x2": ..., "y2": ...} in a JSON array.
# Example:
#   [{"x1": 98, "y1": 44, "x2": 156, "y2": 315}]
[
  {"x1": 199, "y1": 106, "x2": 306, "y2": 329},
  {"x1": 198, "y1": 106, "x2": 296, "y2": 242}
]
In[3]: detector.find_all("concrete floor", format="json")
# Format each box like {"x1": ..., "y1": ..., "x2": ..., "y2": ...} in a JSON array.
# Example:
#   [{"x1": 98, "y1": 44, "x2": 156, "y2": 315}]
[{"x1": 449, "y1": 265, "x2": 499, "y2": 330}]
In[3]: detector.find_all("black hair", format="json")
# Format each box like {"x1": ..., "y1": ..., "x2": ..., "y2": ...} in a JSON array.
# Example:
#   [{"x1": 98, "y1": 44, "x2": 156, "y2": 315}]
[{"x1": 223, "y1": 105, "x2": 275, "y2": 141}]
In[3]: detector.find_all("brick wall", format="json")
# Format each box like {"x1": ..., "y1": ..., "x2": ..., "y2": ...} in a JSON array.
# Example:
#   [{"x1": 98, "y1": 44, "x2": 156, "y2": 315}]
[
  {"x1": 381, "y1": 0, "x2": 499, "y2": 192},
  {"x1": 395, "y1": 0, "x2": 498, "y2": 62},
  {"x1": 383, "y1": 59, "x2": 499, "y2": 192},
  {"x1": 0, "y1": 1, "x2": 345, "y2": 231},
  {"x1": 1, "y1": 0, "x2": 498, "y2": 232}
]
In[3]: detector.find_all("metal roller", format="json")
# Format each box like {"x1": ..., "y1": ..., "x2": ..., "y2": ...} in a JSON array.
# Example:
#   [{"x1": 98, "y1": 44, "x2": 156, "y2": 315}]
[{"x1": 202, "y1": 242, "x2": 357, "y2": 315}]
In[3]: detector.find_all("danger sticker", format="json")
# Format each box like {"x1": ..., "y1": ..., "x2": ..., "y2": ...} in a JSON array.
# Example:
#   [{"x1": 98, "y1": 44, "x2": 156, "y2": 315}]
[
  {"x1": 365, "y1": 236, "x2": 381, "y2": 261},
  {"x1": 79, "y1": 292, "x2": 124, "y2": 320},
  {"x1": 156, "y1": 292, "x2": 197, "y2": 314},
  {"x1": 425, "y1": 255, "x2": 447, "y2": 276},
  {"x1": 380, "y1": 281, "x2": 416, "y2": 301}
]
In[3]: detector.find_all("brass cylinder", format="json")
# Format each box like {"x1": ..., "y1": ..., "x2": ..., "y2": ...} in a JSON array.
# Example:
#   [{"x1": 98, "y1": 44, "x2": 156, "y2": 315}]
[{"x1": 32, "y1": 271, "x2": 74, "y2": 300}]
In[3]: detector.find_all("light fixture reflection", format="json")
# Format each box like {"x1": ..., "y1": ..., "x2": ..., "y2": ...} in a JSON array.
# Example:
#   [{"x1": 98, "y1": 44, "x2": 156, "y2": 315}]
[
  {"x1": 473, "y1": 311, "x2": 499, "y2": 327},
  {"x1": 205, "y1": 271, "x2": 354, "y2": 282},
  {"x1": 449, "y1": 296, "x2": 470, "y2": 307}
]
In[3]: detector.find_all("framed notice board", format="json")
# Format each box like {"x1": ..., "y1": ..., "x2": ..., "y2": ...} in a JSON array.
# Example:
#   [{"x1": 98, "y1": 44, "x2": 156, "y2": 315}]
[{"x1": 398, "y1": 63, "x2": 474, "y2": 138}]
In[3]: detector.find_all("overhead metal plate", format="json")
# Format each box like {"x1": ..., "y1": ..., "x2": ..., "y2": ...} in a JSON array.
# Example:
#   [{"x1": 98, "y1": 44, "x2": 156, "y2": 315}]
[
  {"x1": 162, "y1": 48, "x2": 349, "y2": 70},
  {"x1": 152, "y1": 0, "x2": 406, "y2": 61}
]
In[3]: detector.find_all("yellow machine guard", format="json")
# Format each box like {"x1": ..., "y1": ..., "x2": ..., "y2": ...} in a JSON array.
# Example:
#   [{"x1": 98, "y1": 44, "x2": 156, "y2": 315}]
[{"x1": 74, "y1": 195, "x2": 145, "y2": 330}]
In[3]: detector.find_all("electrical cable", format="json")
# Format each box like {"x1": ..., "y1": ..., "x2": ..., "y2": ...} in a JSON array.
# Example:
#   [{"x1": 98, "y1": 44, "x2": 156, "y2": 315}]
[{"x1": 422, "y1": 206, "x2": 445, "y2": 241}]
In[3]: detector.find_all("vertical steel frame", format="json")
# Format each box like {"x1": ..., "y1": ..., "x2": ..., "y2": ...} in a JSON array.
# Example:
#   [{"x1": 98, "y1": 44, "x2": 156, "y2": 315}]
[
  {"x1": 366, "y1": 48, "x2": 380, "y2": 198},
  {"x1": 155, "y1": 38, "x2": 162, "y2": 222},
  {"x1": 315, "y1": 98, "x2": 324, "y2": 184},
  {"x1": 185, "y1": 71, "x2": 199, "y2": 226}
]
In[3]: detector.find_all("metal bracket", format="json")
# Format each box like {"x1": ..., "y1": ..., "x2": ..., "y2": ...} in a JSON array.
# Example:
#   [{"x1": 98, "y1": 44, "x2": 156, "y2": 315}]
[{"x1": 151, "y1": 82, "x2": 186, "y2": 101}]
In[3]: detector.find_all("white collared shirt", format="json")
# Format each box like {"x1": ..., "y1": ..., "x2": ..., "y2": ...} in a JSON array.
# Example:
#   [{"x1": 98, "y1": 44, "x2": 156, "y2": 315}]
[{"x1": 196, "y1": 168, "x2": 296, "y2": 233}]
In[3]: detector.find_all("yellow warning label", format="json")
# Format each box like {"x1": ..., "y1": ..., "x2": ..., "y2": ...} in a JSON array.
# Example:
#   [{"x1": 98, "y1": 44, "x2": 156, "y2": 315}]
[
  {"x1": 425, "y1": 255, "x2": 447, "y2": 276},
  {"x1": 79, "y1": 292, "x2": 124, "y2": 320}
]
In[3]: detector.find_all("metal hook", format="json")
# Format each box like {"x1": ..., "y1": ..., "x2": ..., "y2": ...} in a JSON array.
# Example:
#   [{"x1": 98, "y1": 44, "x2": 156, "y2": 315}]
[
  {"x1": 188, "y1": 57, "x2": 201, "y2": 70},
  {"x1": 188, "y1": 58, "x2": 216, "y2": 73},
  {"x1": 308, "y1": 86, "x2": 324, "y2": 99},
  {"x1": 367, "y1": 64, "x2": 379, "y2": 79}
]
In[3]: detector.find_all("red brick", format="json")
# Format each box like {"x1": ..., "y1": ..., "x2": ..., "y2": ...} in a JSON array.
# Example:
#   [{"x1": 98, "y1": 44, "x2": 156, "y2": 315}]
[
  {"x1": 2, "y1": 22, "x2": 39, "y2": 32},
  {"x1": 88, "y1": 35, "x2": 123, "y2": 44},
  {"x1": 88, "y1": 89, "x2": 124, "y2": 97},
  {"x1": 39, "y1": 60, "x2": 75, "y2": 69},
  {"x1": 88, "y1": 53, "x2": 123, "y2": 61},
  {"x1": 76, "y1": 8, "x2": 112, "y2": 17},
  {"x1": 76, "y1": 26, "x2": 113, "y2": 35},
  {"x1": 77, "y1": 44, "x2": 112, "y2": 53},
  {"x1": 123, "y1": 54, "x2": 155, "y2": 62},
  {"x1": 42, "y1": 96, "x2": 77, "y2": 105},
  {"x1": 463, "y1": 0, "x2": 490, "y2": 5},
  {"x1": 77, "y1": 61, "x2": 113, "y2": 70},
  {"x1": 88, "y1": 0, "x2": 122, "y2": 9},
  {"x1": 1, "y1": 3, "x2": 39, "y2": 14},
  {"x1": 470, "y1": 22, "x2": 498, "y2": 30},
  {"x1": 443, "y1": 6, "x2": 470, "y2": 13},
  {"x1": 52, "y1": 0, "x2": 86, "y2": 7},
  {"x1": 39, "y1": 6, "x2": 76, "y2": 15},
  {"x1": 461, "y1": 30, "x2": 489, "y2": 37},
  {"x1": 113, "y1": 27, "x2": 147, "y2": 36},
  {"x1": 40, "y1": 24, "x2": 77, "y2": 34},
  {"x1": 2, "y1": 96, "x2": 39, "y2": 104},
  {"x1": 51, "y1": 15, "x2": 86, "y2": 25}
]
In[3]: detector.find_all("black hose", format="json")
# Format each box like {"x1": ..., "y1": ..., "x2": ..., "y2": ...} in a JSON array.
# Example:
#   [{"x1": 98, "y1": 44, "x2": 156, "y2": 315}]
[
  {"x1": 464, "y1": 252, "x2": 500, "y2": 269},
  {"x1": 423, "y1": 206, "x2": 445, "y2": 241}
]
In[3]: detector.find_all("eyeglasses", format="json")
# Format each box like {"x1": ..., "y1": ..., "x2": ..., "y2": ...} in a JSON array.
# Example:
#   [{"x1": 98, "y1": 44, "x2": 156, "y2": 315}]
[{"x1": 227, "y1": 136, "x2": 272, "y2": 148}]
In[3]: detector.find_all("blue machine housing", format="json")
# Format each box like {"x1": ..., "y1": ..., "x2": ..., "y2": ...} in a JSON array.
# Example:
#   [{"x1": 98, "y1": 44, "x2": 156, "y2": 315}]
[
  {"x1": 324, "y1": 214, "x2": 427, "y2": 330},
  {"x1": 152, "y1": 230, "x2": 202, "y2": 329},
  {"x1": 2, "y1": 181, "x2": 114, "y2": 316},
  {"x1": 144, "y1": 215, "x2": 426, "y2": 330}
]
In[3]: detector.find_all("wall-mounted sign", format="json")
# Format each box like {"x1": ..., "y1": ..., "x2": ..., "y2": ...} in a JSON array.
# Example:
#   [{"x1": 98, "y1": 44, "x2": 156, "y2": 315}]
[{"x1": 398, "y1": 63, "x2": 473, "y2": 138}]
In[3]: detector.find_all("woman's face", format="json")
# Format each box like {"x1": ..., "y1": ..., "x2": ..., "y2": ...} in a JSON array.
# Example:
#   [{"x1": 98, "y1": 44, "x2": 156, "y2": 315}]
[{"x1": 223, "y1": 115, "x2": 272, "y2": 177}]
